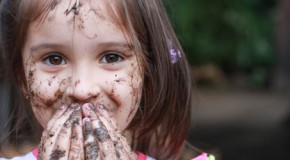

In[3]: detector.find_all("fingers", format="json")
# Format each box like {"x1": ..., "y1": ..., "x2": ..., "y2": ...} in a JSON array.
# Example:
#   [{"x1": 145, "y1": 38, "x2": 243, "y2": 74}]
[
  {"x1": 83, "y1": 117, "x2": 100, "y2": 160},
  {"x1": 46, "y1": 105, "x2": 68, "y2": 131},
  {"x1": 39, "y1": 105, "x2": 68, "y2": 155},
  {"x1": 68, "y1": 108, "x2": 85, "y2": 160},
  {"x1": 50, "y1": 119, "x2": 72, "y2": 160},
  {"x1": 38, "y1": 104, "x2": 76, "y2": 159},
  {"x1": 96, "y1": 104, "x2": 118, "y2": 131},
  {"x1": 95, "y1": 104, "x2": 136, "y2": 160},
  {"x1": 83, "y1": 104, "x2": 136, "y2": 160},
  {"x1": 92, "y1": 118, "x2": 117, "y2": 160},
  {"x1": 94, "y1": 105, "x2": 124, "y2": 159},
  {"x1": 83, "y1": 104, "x2": 117, "y2": 160},
  {"x1": 39, "y1": 103, "x2": 137, "y2": 160}
]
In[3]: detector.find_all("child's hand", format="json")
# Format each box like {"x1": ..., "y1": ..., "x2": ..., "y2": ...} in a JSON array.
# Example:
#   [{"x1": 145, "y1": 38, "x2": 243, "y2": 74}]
[
  {"x1": 38, "y1": 103, "x2": 137, "y2": 160},
  {"x1": 82, "y1": 103, "x2": 136, "y2": 160}
]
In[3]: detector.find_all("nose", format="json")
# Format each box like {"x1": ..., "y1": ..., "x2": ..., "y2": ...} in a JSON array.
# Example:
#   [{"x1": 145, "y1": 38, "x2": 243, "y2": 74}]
[{"x1": 66, "y1": 70, "x2": 100, "y2": 103}]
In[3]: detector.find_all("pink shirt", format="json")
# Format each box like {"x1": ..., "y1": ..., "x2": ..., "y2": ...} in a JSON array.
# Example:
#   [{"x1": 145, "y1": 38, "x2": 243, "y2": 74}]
[
  {"x1": 0, "y1": 148, "x2": 211, "y2": 160},
  {"x1": 137, "y1": 152, "x2": 211, "y2": 160}
]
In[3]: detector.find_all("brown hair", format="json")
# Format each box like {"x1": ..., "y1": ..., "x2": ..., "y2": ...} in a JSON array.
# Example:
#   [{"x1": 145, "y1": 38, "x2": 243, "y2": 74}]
[
  {"x1": 0, "y1": 0, "x2": 43, "y2": 155},
  {"x1": 0, "y1": 0, "x2": 192, "y2": 159}
]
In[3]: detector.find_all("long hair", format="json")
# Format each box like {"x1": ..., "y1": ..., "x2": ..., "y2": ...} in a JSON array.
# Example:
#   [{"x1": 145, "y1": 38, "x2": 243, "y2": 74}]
[
  {"x1": 104, "y1": 1, "x2": 193, "y2": 159},
  {"x1": 0, "y1": 0, "x2": 192, "y2": 159},
  {"x1": 0, "y1": 0, "x2": 42, "y2": 154}
]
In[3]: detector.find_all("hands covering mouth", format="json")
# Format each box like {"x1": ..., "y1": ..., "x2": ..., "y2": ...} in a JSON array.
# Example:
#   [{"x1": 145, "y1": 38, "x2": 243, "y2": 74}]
[{"x1": 38, "y1": 103, "x2": 137, "y2": 160}]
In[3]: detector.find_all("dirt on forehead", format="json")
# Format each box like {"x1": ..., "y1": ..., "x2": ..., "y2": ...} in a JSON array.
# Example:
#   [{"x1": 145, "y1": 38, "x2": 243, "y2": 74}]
[
  {"x1": 32, "y1": 0, "x2": 142, "y2": 55},
  {"x1": 41, "y1": 0, "x2": 114, "y2": 21},
  {"x1": 29, "y1": 0, "x2": 124, "y2": 40}
]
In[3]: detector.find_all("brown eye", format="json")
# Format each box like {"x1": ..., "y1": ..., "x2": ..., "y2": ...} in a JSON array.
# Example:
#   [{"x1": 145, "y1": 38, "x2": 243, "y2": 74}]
[
  {"x1": 43, "y1": 54, "x2": 66, "y2": 65},
  {"x1": 100, "y1": 53, "x2": 124, "y2": 64}
]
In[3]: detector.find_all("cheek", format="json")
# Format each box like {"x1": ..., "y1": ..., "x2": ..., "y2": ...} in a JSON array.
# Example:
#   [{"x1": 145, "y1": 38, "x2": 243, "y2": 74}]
[
  {"x1": 111, "y1": 68, "x2": 143, "y2": 130},
  {"x1": 28, "y1": 72, "x2": 69, "y2": 108},
  {"x1": 114, "y1": 62, "x2": 142, "y2": 97},
  {"x1": 25, "y1": 67, "x2": 71, "y2": 127},
  {"x1": 32, "y1": 106, "x2": 54, "y2": 128}
]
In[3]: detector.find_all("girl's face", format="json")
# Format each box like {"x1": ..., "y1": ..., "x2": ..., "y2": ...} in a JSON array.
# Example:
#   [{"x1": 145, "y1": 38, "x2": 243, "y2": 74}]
[{"x1": 22, "y1": 0, "x2": 143, "y2": 131}]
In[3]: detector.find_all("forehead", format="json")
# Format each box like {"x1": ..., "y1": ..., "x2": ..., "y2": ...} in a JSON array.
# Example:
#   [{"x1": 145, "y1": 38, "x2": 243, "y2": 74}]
[
  {"x1": 26, "y1": 0, "x2": 130, "y2": 41},
  {"x1": 30, "y1": 0, "x2": 123, "y2": 29},
  {"x1": 24, "y1": 0, "x2": 145, "y2": 62}
]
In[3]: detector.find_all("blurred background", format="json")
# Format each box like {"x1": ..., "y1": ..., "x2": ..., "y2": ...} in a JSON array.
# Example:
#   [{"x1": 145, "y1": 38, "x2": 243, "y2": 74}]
[{"x1": 165, "y1": 0, "x2": 290, "y2": 159}]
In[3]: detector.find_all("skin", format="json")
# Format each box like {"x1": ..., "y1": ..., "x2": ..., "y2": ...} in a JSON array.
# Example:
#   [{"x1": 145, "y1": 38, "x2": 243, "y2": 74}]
[
  {"x1": 39, "y1": 103, "x2": 136, "y2": 159},
  {"x1": 22, "y1": 0, "x2": 142, "y2": 159}
]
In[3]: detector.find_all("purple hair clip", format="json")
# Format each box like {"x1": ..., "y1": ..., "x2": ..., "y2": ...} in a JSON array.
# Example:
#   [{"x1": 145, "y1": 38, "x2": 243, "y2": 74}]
[{"x1": 168, "y1": 41, "x2": 182, "y2": 64}]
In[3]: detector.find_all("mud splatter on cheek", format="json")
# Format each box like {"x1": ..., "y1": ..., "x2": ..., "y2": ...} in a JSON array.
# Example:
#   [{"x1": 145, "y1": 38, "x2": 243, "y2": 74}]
[
  {"x1": 28, "y1": 72, "x2": 71, "y2": 108},
  {"x1": 109, "y1": 86, "x2": 115, "y2": 99},
  {"x1": 114, "y1": 75, "x2": 127, "y2": 84},
  {"x1": 26, "y1": 62, "x2": 37, "y2": 97},
  {"x1": 74, "y1": 79, "x2": 80, "y2": 87},
  {"x1": 126, "y1": 63, "x2": 143, "y2": 122},
  {"x1": 107, "y1": 79, "x2": 125, "y2": 108},
  {"x1": 128, "y1": 63, "x2": 142, "y2": 96}
]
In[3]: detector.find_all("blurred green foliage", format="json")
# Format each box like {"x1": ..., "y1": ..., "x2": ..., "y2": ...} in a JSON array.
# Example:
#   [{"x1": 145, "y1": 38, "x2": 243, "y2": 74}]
[{"x1": 165, "y1": 0, "x2": 277, "y2": 88}]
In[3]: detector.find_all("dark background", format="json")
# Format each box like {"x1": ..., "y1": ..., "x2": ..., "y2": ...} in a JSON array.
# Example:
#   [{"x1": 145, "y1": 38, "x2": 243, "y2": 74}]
[{"x1": 165, "y1": 0, "x2": 290, "y2": 159}]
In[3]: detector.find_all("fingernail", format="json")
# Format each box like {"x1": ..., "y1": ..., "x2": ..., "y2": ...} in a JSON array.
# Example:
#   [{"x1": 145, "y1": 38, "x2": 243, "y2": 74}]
[
  {"x1": 70, "y1": 103, "x2": 80, "y2": 110},
  {"x1": 82, "y1": 105, "x2": 90, "y2": 118},
  {"x1": 97, "y1": 104, "x2": 111, "y2": 119},
  {"x1": 97, "y1": 104, "x2": 108, "y2": 115},
  {"x1": 74, "y1": 107, "x2": 81, "y2": 115},
  {"x1": 83, "y1": 103, "x2": 94, "y2": 110},
  {"x1": 98, "y1": 103, "x2": 105, "y2": 110},
  {"x1": 59, "y1": 105, "x2": 65, "y2": 110}
]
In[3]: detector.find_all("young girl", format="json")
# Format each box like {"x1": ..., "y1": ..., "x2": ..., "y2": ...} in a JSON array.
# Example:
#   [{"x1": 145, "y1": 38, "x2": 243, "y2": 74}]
[{"x1": 0, "y1": 0, "x2": 214, "y2": 159}]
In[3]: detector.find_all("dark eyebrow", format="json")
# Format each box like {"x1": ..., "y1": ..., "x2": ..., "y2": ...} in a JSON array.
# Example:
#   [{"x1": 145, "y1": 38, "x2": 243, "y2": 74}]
[
  {"x1": 97, "y1": 42, "x2": 134, "y2": 51},
  {"x1": 29, "y1": 42, "x2": 134, "y2": 55},
  {"x1": 30, "y1": 43, "x2": 65, "y2": 54}
]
